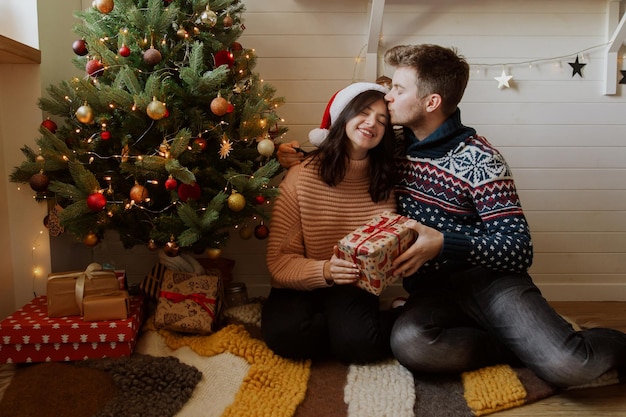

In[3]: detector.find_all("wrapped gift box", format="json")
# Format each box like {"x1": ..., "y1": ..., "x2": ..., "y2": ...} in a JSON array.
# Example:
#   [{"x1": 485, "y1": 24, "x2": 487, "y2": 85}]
[
  {"x1": 154, "y1": 270, "x2": 223, "y2": 335},
  {"x1": 0, "y1": 295, "x2": 145, "y2": 363},
  {"x1": 47, "y1": 263, "x2": 121, "y2": 318},
  {"x1": 83, "y1": 290, "x2": 130, "y2": 321},
  {"x1": 337, "y1": 213, "x2": 417, "y2": 295}
]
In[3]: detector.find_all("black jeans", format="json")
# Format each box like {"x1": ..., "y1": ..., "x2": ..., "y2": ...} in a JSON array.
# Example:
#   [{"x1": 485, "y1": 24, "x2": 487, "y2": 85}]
[
  {"x1": 390, "y1": 267, "x2": 626, "y2": 387},
  {"x1": 261, "y1": 285, "x2": 395, "y2": 364}
]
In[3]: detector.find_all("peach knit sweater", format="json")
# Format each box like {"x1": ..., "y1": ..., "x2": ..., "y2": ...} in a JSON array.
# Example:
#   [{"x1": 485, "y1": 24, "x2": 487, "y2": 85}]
[{"x1": 266, "y1": 157, "x2": 396, "y2": 290}]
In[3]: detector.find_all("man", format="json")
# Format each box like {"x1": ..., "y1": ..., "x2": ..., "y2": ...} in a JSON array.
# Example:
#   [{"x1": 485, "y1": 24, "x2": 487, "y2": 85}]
[{"x1": 278, "y1": 44, "x2": 626, "y2": 387}]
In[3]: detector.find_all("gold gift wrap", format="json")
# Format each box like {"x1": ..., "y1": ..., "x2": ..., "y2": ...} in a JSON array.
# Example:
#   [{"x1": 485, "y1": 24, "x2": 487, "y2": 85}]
[
  {"x1": 337, "y1": 213, "x2": 417, "y2": 296},
  {"x1": 154, "y1": 270, "x2": 223, "y2": 335},
  {"x1": 83, "y1": 290, "x2": 130, "y2": 321},
  {"x1": 47, "y1": 263, "x2": 120, "y2": 318}
]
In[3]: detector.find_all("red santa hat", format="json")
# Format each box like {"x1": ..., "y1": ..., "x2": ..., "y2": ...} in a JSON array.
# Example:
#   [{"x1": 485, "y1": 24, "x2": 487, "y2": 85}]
[{"x1": 308, "y1": 82, "x2": 389, "y2": 146}]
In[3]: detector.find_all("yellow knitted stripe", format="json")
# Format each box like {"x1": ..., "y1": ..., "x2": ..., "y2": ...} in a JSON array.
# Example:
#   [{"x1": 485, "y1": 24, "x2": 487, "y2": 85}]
[
  {"x1": 157, "y1": 324, "x2": 311, "y2": 417},
  {"x1": 462, "y1": 364, "x2": 527, "y2": 416}
]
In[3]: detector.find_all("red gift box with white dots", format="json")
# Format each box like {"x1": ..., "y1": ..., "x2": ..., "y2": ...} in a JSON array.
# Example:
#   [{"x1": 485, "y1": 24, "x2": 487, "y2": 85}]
[{"x1": 0, "y1": 295, "x2": 144, "y2": 363}]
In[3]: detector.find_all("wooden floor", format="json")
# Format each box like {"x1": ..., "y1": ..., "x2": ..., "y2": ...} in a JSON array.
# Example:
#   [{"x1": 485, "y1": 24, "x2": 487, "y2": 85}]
[{"x1": 497, "y1": 301, "x2": 626, "y2": 416}]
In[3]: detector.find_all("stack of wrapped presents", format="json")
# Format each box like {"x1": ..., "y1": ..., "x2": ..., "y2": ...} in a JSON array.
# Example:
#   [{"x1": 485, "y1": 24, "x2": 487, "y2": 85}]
[{"x1": 0, "y1": 263, "x2": 145, "y2": 363}]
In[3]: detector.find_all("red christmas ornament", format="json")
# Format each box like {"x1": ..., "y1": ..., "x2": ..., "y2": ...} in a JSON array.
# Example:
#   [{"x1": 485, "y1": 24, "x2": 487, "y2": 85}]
[
  {"x1": 72, "y1": 39, "x2": 88, "y2": 56},
  {"x1": 100, "y1": 130, "x2": 111, "y2": 140},
  {"x1": 177, "y1": 182, "x2": 201, "y2": 202},
  {"x1": 226, "y1": 103, "x2": 235, "y2": 113},
  {"x1": 118, "y1": 45, "x2": 131, "y2": 57},
  {"x1": 41, "y1": 118, "x2": 57, "y2": 134},
  {"x1": 86, "y1": 59, "x2": 104, "y2": 77},
  {"x1": 254, "y1": 195, "x2": 266, "y2": 205},
  {"x1": 254, "y1": 223, "x2": 270, "y2": 240},
  {"x1": 193, "y1": 137, "x2": 207, "y2": 151},
  {"x1": 214, "y1": 50, "x2": 234, "y2": 68},
  {"x1": 86, "y1": 192, "x2": 107, "y2": 211},
  {"x1": 165, "y1": 176, "x2": 178, "y2": 191},
  {"x1": 231, "y1": 42, "x2": 243, "y2": 52}
]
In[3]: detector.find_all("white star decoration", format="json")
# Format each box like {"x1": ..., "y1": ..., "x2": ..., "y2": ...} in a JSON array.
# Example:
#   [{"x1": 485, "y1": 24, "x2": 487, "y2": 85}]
[{"x1": 494, "y1": 70, "x2": 513, "y2": 89}]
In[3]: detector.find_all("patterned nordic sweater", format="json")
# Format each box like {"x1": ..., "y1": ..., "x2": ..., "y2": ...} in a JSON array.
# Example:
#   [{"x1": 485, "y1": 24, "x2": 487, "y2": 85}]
[
  {"x1": 267, "y1": 157, "x2": 396, "y2": 291},
  {"x1": 396, "y1": 109, "x2": 533, "y2": 292}
]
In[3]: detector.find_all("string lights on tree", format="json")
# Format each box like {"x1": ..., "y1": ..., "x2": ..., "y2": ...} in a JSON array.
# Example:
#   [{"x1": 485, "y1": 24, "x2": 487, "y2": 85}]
[{"x1": 10, "y1": 0, "x2": 288, "y2": 257}]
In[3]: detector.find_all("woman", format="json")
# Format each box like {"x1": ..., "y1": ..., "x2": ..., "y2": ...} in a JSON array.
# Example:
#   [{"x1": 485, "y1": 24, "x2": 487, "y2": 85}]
[{"x1": 261, "y1": 82, "x2": 398, "y2": 363}]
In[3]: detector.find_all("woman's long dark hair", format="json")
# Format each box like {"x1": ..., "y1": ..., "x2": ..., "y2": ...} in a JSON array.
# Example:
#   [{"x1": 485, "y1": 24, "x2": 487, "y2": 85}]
[{"x1": 306, "y1": 90, "x2": 396, "y2": 203}]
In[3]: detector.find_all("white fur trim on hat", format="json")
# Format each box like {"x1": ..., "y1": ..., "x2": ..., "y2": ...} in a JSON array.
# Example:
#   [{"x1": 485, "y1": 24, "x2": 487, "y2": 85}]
[{"x1": 308, "y1": 82, "x2": 389, "y2": 146}]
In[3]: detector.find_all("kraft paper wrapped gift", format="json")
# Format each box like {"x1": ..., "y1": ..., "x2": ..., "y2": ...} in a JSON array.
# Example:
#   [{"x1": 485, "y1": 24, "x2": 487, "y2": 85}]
[
  {"x1": 337, "y1": 213, "x2": 418, "y2": 295},
  {"x1": 46, "y1": 263, "x2": 120, "y2": 318},
  {"x1": 154, "y1": 270, "x2": 223, "y2": 335},
  {"x1": 0, "y1": 295, "x2": 145, "y2": 363},
  {"x1": 83, "y1": 290, "x2": 130, "y2": 321}
]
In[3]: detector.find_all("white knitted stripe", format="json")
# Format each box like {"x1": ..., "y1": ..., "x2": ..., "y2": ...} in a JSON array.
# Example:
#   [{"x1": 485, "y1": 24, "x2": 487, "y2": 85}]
[
  {"x1": 344, "y1": 359, "x2": 415, "y2": 417},
  {"x1": 136, "y1": 331, "x2": 250, "y2": 417}
]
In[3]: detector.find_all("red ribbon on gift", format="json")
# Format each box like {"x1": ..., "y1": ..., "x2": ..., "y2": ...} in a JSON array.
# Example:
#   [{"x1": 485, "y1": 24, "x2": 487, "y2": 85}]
[
  {"x1": 353, "y1": 215, "x2": 403, "y2": 263},
  {"x1": 159, "y1": 291, "x2": 216, "y2": 320}
]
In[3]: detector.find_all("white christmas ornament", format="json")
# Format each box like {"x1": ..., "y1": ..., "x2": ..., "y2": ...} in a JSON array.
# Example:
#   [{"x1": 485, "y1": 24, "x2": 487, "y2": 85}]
[
  {"x1": 257, "y1": 138, "x2": 275, "y2": 156},
  {"x1": 495, "y1": 70, "x2": 513, "y2": 89}
]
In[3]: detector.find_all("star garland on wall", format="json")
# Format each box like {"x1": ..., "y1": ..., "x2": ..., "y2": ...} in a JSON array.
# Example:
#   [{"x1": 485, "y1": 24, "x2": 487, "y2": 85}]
[
  {"x1": 568, "y1": 56, "x2": 586, "y2": 78},
  {"x1": 494, "y1": 70, "x2": 513, "y2": 89},
  {"x1": 468, "y1": 43, "x2": 609, "y2": 90}
]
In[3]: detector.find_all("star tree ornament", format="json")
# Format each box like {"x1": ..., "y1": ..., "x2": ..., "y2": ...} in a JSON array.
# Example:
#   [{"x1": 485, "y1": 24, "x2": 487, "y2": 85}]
[
  {"x1": 495, "y1": 69, "x2": 513, "y2": 89},
  {"x1": 568, "y1": 55, "x2": 586, "y2": 78}
]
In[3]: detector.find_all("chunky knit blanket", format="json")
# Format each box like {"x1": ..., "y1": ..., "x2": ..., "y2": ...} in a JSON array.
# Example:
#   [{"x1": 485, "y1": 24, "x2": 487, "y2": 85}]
[{"x1": 138, "y1": 304, "x2": 622, "y2": 417}]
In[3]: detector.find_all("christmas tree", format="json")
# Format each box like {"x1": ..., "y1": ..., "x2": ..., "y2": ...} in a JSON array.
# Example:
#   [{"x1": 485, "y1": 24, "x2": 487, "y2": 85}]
[{"x1": 10, "y1": 0, "x2": 285, "y2": 256}]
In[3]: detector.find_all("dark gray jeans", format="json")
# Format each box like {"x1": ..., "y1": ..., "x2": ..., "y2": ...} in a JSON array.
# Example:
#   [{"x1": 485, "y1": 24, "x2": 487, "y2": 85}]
[{"x1": 391, "y1": 267, "x2": 626, "y2": 387}]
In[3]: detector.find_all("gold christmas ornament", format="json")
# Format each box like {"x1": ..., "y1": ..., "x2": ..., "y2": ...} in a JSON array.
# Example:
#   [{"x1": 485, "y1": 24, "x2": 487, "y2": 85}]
[
  {"x1": 83, "y1": 232, "x2": 100, "y2": 247},
  {"x1": 164, "y1": 238, "x2": 180, "y2": 257},
  {"x1": 206, "y1": 247, "x2": 222, "y2": 259},
  {"x1": 147, "y1": 239, "x2": 158, "y2": 251},
  {"x1": 239, "y1": 224, "x2": 253, "y2": 240},
  {"x1": 210, "y1": 94, "x2": 229, "y2": 116},
  {"x1": 257, "y1": 138, "x2": 275, "y2": 157},
  {"x1": 75, "y1": 104, "x2": 95, "y2": 124},
  {"x1": 147, "y1": 98, "x2": 167, "y2": 120},
  {"x1": 130, "y1": 183, "x2": 149, "y2": 202},
  {"x1": 94, "y1": 0, "x2": 114, "y2": 14},
  {"x1": 227, "y1": 191, "x2": 246, "y2": 212},
  {"x1": 200, "y1": 8, "x2": 217, "y2": 27}
]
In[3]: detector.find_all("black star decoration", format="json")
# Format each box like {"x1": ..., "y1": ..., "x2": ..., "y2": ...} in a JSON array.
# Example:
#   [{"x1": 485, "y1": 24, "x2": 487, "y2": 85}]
[
  {"x1": 568, "y1": 56, "x2": 586, "y2": 78},
  {"x1": 620, "y1": 70, "x2": 626, "y2": 84}
]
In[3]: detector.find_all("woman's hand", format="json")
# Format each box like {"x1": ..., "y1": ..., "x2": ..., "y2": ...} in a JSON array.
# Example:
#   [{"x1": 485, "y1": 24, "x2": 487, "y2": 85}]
[
  {"x1": 324, "y1": 246, "x2": 360, "y2": 285},
  {"x1": 277, "y1": 140, "x2": 305, "y2": 168},
  {"x1": 392, "y1": 220, "x2": 443, "y2": 277}
]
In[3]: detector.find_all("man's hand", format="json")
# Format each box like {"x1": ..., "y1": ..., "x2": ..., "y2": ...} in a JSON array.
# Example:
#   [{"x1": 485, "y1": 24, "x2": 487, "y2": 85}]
[
  {"x1": 392, "y1": 220, "x2": 443, "y2": 277},
  {"x1": 324, "y1": 246, "x2": 359, "y2": 285},
  {"x1": 277, "y1": 140, "x2": 305, "y2": 168}
]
